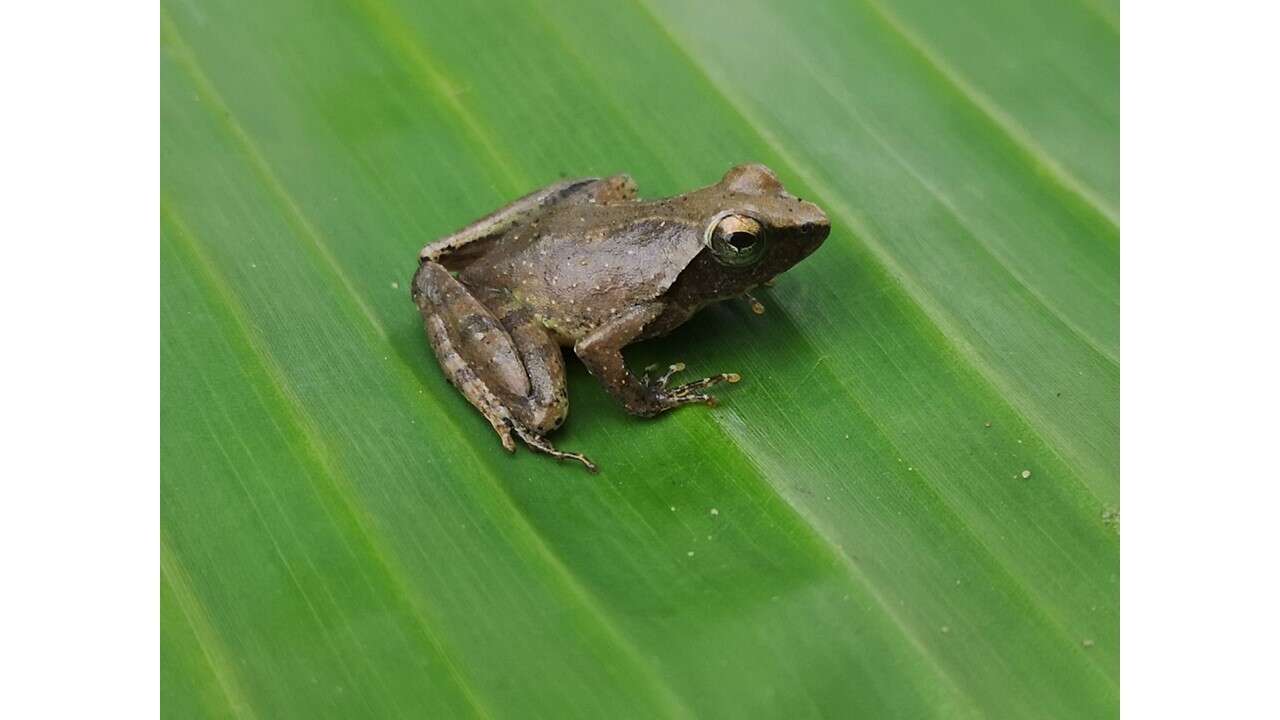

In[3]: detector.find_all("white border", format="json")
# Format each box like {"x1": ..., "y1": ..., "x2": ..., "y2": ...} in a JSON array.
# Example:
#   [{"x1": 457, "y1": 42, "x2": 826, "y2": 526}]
[
  {"x1": 1124, "y1": 1, "x2": 1280, "y2": 716},
  {"x1": 1, "y1": 1, "x2": 1278, "y2": 717},
  {"x1": 0, "y1": 3, "x2": 158, "y2": 717}
]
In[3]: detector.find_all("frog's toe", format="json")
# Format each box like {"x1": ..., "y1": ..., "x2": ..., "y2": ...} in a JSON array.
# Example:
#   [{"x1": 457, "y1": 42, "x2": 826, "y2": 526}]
[
  {"x1": 672, "y1": 391, "x2": 716, "y2": 408},
  {"x1": 510, "y1": 421, "x2": 598, "y2": 473},
  {"x1": 486, "y1": 416, "x2": 517, "y2": 452},
  {"x1": 670, "y1": 372, "x2": 741, "y2": 395},
  {"x1": 647, "y1": 362, "x2": 741, "y2": 393},
  {"x1": 641, "y1": 365, "x2": 742, "y2": 413},
  {"x1": 643, "y1": 362, "x2": 686, "y2": 390}
]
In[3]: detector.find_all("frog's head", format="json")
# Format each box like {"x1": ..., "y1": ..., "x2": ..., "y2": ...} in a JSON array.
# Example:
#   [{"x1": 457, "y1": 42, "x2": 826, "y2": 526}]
[{"x1": 672, "y1": 164, "x2": 829, "y2": 302}]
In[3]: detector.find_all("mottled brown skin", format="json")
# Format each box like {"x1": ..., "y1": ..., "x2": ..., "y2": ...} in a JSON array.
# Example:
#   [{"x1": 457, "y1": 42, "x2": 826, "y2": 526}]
[{"x1": 412, "y1": 164, "x2": 830, "y2": 471}]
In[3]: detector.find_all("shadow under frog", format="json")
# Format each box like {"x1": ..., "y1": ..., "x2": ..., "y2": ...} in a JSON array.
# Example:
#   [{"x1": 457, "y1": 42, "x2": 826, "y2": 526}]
[{"x1": 411, "y1": 163, "x2": 829, "y2": 471}]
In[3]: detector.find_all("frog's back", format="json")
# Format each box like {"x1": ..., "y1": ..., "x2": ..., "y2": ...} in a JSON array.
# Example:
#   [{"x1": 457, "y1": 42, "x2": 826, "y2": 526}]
[
  {"x1": 462, "y1": 201, "x2": 706, "y2": 340},
  {"x1": 420, "y1": 177, "x2": 607, "y2": 271}
]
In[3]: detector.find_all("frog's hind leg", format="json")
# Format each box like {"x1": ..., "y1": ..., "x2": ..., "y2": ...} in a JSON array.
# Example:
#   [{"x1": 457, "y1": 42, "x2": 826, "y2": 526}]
[
  {"x1": 413, "y1": 261, "x2": 597, "y2": 471},
  {"x1": 412, "y1": 261, "x2": 520, "y2": 452},
  {"x1": 482, "y1": 291, "x2": 598, "y2": 473}
]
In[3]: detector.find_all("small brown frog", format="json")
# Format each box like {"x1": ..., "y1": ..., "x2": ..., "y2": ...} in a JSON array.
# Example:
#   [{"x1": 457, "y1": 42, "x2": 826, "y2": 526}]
[{"x1": 412, "y1": 164, "x2": 829, "y2": 471}]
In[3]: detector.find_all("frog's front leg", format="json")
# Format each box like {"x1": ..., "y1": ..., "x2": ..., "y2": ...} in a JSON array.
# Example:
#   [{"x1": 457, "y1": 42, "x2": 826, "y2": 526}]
[
  {"x1": 575, "y1": 305, "x2": 740, "y2": 418},
  {"x1": 412, "y1": 261, "x2": 596, "y2": 471}
]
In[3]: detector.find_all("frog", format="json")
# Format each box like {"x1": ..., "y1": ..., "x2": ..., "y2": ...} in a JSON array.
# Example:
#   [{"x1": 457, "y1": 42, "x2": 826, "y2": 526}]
[{"x1": 411, "y1": 163, "x2": 829, "y2": 472}]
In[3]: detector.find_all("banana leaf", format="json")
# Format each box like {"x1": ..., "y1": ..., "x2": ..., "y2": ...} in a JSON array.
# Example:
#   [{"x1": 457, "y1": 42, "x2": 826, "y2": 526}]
[{"x1": 161, "y1": 0, "x2": 1119, "y2": 716}]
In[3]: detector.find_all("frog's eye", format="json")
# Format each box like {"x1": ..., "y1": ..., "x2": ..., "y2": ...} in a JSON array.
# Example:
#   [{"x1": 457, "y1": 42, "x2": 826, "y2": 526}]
[{"x1": 707, "y1": 213, "x2": 767, "y2": 266}]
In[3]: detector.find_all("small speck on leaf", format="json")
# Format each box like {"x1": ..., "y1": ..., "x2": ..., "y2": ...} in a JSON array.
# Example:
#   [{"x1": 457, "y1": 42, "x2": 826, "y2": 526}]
[
  {"x1": 1020, "y1": 470, "x2": 1032, "y2": 479},
  {"x1": 1101, "y1": 508, "x2": 1120, "y2": 529}
]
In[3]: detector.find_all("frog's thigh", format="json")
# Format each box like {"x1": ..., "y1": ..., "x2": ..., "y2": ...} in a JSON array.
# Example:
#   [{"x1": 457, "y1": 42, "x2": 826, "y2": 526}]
[
  {"x1": 412, "y1": 262, "x2": 532, "y2": 449},
  {"x1": 479, "y1": 291, "x2": 569, "y2": 435}
]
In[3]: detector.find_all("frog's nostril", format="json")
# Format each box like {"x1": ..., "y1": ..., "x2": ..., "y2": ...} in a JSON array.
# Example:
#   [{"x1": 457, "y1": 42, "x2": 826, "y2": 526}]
[{"x1": 798, "y1": 220, "x2": 830, "y2": 239}]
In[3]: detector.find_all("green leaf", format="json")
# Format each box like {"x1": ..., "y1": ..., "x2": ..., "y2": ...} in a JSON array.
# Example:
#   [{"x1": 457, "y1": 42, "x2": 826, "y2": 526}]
[{"x1": 161, "y1": 0, "x2": 1118, "y2": 717}]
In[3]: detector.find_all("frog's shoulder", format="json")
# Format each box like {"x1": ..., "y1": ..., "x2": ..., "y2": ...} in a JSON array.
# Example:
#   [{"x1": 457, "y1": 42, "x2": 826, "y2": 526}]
[
  {"x1": 420, "y1": 175, "x2": 637, "y2": 271},
  {"x1": 637, "y1": 217, "x2": 716, "y2": 298},
  {"x1": 598, "y1": 211, "x2": 708, "y2": 303}
]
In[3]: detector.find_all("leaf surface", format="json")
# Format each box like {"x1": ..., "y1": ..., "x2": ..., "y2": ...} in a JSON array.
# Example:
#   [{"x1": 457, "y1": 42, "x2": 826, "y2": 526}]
[{"x1": 161, "y1": 0, "x2": 1119, "y2": 716}]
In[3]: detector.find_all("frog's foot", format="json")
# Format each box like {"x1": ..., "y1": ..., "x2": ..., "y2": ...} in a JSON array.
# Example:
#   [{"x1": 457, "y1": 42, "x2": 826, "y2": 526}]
[
  {"x1": 492, "y1": 417, "x2": 518, "y2": 453},
  {"x1": 642, "y1": 362, "x2": 741, "y2": 411},
  {"x1": 511, "y1": 421, "x2": 598, "y2": 473}
]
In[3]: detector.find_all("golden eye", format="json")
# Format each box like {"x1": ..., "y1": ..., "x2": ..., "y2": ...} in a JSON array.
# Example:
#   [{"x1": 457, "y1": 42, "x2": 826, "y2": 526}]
[{"x1": 707, "y1": 213, "x2": 766, "y2": 266}]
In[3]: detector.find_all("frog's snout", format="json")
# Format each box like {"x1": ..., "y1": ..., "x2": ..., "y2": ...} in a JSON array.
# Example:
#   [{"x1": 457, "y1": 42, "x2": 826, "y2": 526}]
[
  {"x1": 797, "y1": 204, "x2": 831, "y2": 240},
  {"x1": 786, "y1": 204, "x2": 830, "y2": 265},
  {"x1": 799, "y1": 219, "x2": 830, "y2": 239}
]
